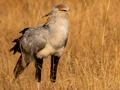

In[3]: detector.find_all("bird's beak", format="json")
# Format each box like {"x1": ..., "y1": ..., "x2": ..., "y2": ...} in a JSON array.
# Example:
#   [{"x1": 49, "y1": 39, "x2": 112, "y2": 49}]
[{"x1": 65, "y1": 8, "x2": 70, "y2": 14}]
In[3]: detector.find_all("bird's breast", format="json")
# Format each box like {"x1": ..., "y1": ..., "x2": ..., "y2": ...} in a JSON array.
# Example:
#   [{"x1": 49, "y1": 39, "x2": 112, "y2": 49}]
[{"x1": 48, "y1": 26, "x2": 68, "y2": 49}]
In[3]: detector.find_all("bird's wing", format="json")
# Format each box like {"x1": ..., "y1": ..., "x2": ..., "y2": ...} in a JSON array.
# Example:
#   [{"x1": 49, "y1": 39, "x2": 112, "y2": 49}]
[
  {"x1": 10, "y1": 26, "x2": 47, "y2": 81},
  {"x1": 20, "y1": 26, "x2": 47, "y2": 55},
  {"x1": 10, "y1": 25, "x2": 47, "y2": 55}
]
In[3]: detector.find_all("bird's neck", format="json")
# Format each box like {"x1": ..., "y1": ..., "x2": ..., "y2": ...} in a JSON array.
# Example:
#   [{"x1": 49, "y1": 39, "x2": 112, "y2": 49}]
[
  {"x1": 49, "y1": 16, "x2": 68, "y2": 32},
  {"x1": 47, "y1": 16, "x2": 68, "y2": 48}
]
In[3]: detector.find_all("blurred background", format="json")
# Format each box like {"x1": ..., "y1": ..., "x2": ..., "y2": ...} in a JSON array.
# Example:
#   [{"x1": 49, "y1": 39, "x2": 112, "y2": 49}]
[{"x1": 0, "y1": 0, "x2": 120, "y2": 90}]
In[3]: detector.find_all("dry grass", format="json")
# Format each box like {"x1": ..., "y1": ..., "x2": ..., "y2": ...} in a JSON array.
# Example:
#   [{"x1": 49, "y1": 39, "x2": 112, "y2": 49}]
[{"x1": 0, "y1": 0, "x2": 120, "y2": 90}]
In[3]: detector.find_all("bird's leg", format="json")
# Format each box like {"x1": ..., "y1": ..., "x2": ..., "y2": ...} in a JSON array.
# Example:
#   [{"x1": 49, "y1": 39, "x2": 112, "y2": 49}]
[
  {"x1": 37, "y1": 82, "x2": 40, "y2": 90},
  {"x1": 50, "y1": 56, "x2": 60, "y2": 82},
  {"x1": 35, "y1": 58, "x2": 43, "y2": 82},
  {"x1": 35, "y1": 56, "x2": 43, "y2": 90},
  {"x1": 13, "y1": 55, "x2": 30, "y2": 82}
]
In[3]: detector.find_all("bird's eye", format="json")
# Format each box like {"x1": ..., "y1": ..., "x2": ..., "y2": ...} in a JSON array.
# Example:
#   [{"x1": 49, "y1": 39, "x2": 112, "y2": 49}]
[{"x1": 62, "y1": 10, "x2": 67, "y2": 12}]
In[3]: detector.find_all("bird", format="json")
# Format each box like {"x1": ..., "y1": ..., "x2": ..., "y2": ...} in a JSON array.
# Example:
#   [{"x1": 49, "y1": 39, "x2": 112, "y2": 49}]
[{"x1": 10, "y1": 3, "x2": 69, "y2": 90}]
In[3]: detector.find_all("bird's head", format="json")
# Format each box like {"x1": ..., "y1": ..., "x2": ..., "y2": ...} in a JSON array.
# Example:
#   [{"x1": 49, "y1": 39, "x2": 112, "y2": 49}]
[{"x1": 43, "y1": 3, "x2": 69, "y2": 18}]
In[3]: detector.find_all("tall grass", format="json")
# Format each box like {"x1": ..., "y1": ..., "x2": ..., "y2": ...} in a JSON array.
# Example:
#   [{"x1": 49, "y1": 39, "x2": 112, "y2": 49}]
[{"x1": 0, "y1": 0, "x2": 120, "y2": 90}]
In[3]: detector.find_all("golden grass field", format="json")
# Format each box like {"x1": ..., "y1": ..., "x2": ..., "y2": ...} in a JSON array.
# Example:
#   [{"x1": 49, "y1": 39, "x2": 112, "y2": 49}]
[{"x1": 0, "y1": 0, "x2": 120, "y2": 90}]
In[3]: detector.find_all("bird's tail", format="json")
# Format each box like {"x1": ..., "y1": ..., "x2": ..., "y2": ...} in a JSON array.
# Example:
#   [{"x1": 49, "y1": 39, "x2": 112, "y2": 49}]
[
  {"x1": 13, "y1": 53, "x2": 31, "y2": 82},
  {"x1": 10, "y1": 28, "x2": 31, "y2": 82},
  {"x1": 13, "y1": 55, "x2": 23, "y2": 82},
  {"x1": 10, "y1": 37, "x2": 31, "y2": 82}
]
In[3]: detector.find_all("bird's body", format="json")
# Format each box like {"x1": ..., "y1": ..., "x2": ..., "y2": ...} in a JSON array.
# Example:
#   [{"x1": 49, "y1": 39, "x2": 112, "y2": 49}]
[
  {"x1": 10, "y1": 3, "x2": 69, "y2": 90},
  {"x1": 20, "y1": 12, "x2": 68, "y2": 59}
]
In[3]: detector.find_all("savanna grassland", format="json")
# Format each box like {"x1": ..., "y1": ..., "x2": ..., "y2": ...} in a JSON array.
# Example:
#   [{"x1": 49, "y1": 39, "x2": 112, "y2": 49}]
[{"x1": 0, "y1": 0, "x2": 120, "y2": 90}]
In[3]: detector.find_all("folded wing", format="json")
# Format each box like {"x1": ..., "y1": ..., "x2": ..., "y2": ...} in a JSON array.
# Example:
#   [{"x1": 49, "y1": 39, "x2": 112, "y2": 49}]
[
  {"x1": 20, "y1": 27, "x2": 47, "y2": 55},
  {"x1": 10, "y1": 26, "x2": 47, "y2": 81}
]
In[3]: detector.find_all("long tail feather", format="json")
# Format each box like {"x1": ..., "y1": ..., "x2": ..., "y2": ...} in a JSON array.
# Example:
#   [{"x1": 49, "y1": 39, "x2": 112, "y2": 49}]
[
  {"x1": 11, "y1": 27, "x2": 30, "y2": 82},
  {"x1": 13, "y1": 55, "x2": 30, "y2": 82},
  {"x1": 13, "y1": 55, "x2": 24, "y2": 81}
]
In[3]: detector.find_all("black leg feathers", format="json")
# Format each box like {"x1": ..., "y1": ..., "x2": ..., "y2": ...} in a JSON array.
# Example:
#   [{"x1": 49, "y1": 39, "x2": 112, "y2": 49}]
[
  {"x1": 50, "y1": 56, "x2": 60, "y2": 82},
  {"x1": 34, "y1": 55, "x2": 43, "y2": 82}
]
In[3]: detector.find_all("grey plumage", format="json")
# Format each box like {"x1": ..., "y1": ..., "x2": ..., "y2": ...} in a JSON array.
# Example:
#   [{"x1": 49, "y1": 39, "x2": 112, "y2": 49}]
[
  {"x1": 10, "y1": 3, "x2": 69, "y2": 89},
  {"x1": 20, "y1": 26, "x2": 47, "y2": 54}
]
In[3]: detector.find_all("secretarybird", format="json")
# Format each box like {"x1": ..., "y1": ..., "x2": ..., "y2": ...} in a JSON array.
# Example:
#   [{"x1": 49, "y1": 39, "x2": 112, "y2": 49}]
[{"x1": 10, "y1": 3, "x2": 69, "y2": 89}]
